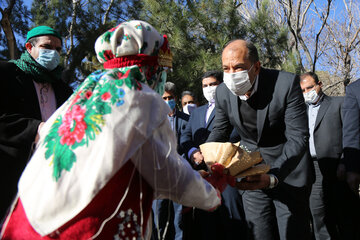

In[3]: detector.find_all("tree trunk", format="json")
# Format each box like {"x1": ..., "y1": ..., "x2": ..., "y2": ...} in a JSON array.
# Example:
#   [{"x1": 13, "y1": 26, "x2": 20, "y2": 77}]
[{"x1": 0, "y1": 0, "x2": 19, "y2": 59}]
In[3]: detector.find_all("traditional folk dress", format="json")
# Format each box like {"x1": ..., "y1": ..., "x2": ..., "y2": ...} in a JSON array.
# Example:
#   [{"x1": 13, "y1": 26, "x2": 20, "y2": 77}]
[{"x1": 1, "y1": 21, "x2": 220, "y2": 240}]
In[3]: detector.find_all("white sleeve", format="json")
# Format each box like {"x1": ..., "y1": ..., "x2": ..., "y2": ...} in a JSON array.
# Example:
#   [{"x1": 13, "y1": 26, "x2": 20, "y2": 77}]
[{"x1": 130, "y1": 118, "x2": 221, "y2": 211}]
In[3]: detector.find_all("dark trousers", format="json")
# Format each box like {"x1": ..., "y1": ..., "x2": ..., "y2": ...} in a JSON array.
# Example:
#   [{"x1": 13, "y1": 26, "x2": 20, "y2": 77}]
[
  {"x1": 152, "y1": 199, "x2": 183, "y2": 240},
  {"x1": 242, "y1": 183, "x2": 311, "y2": 240},
  {"x1": 310, "y1": 158, "x2": 360, "y2": 240},
  {"x1": 182, "y1": 186, "x2": 248, "y2": 240}
]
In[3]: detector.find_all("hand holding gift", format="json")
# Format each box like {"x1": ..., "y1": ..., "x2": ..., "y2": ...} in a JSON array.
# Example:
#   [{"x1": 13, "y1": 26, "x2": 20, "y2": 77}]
[{"x1": 199, "y1": 142, "x2": 271, "y2": 191}]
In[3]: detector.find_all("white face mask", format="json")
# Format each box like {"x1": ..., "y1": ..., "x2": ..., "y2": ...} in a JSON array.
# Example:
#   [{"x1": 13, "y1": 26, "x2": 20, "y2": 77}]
[
  {"x1": 183, "y1": 103, "x2": 197, "y2": 115},
  {"x1": 223, "y1": 65, "x2": 254, "y2": 96},
  {"x1": 203, "y1": 85, "x2": 217, "y2": 102},
  {"x1": 303, "y1": 89, "x2": 320, "y2": 104},
  {"x1": 36, "y1": 49, "x2": 60, "y2": 71}
]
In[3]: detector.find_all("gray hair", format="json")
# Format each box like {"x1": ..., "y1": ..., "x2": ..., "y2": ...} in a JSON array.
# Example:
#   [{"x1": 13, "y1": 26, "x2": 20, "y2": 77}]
[
  {"x1": 164, "y1": 81, "x2": 176, "y2": 94},
  {"x1": 181, "y1": 90, "x2": 196, "y2": 100}
]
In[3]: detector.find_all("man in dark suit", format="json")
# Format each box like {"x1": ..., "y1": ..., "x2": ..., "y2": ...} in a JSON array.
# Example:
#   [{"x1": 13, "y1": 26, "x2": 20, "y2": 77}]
[
  {"x1": 341, "y1": 79, "x2": 360, "y2": 239},
  {"x1": 181, "y1": 71, "x2": 222, "y2": 169},
  {"x1": 343, "y1": 79, "x2": 360, "y2": 194},
  {"x1": 0, "y1": 26, "x2": 73, "y2": 221},
  {"x1": 300, "y1": 72, "x2": 360, "y2": 239},
  {"x1": 180, "y1": 70, "x2": 247, "y2": 240},
  {"x1": 204, "y1": 39, "x2": 314, "y2": 240},
  {"x1": 152, "y1": 81, "x2": 189, "y2": 240}
]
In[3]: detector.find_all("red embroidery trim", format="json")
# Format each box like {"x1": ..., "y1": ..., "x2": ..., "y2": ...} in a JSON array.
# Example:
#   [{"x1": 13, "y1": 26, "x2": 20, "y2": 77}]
[{"x1": 103, "y1": 54, "x2": 158, "y2": 69}]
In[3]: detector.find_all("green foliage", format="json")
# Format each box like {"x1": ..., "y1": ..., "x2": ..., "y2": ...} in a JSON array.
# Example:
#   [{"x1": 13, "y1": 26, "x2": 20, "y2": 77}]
[
  {"x1": 1, "y1": 0, "x2": 300, "y2": 96},
  {"x1": 281, "y1": 50, "x2": 302, "y2": 74},
  {"x1": 246, "y1": 0, "x2": 289, "y2": 70},
  {"x1": 140, "y1": 0, "x2": 246, "y2": 104}
]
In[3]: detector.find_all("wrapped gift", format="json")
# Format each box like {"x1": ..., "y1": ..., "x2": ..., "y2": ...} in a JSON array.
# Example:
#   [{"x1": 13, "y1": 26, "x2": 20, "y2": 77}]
[{"x1": 200, "y1": 142, "x2": 270, "y2": 178}]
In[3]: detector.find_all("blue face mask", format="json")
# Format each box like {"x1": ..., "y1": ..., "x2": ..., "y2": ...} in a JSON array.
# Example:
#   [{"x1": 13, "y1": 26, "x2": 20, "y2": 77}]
[
  {"x1": 165, "y1": 99, "x2": 176, "y2": 110},
  {"x1": 36, "y1": 49, "x2": 60, "y2": 71}
]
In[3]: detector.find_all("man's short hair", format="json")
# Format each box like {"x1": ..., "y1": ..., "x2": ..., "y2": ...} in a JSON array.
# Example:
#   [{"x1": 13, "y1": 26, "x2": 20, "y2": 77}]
[
  {"x1": 246, "y1": 41, "x2": 259, "y2": 63},
  {"x1": 201, "y1": 70, "x2": 223, "y2": 83},
  {"x1": 164, "y1": 81, "x2": 176, "y2": 94},
  {"x1": 27, "y1": 37, "x2": 40, "y2": 46},
  {"x1": 300, "y1": 72, "x2": 320, "y2": 84},
  {"x1": 181, "y1": 90, "x2": 196, "y2": 100},
  {"x1": 223, "y1": 39, "x2": 259, "y2": 63}
]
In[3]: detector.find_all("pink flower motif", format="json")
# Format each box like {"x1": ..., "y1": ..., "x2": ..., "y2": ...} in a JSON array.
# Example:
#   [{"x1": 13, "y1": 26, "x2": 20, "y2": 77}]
[
  {"x1": 85, "y1": 91, "x2": 93, "y2": 99},
  {"x1": 101, "y1": 92, "x2": 111, "y2": 101},
  {"x1": 59, "y1": 105, "x2": 87, "y2": 146}
]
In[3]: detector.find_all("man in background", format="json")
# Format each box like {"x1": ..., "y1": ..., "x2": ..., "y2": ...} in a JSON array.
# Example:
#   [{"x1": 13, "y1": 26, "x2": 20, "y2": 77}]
[
  {"x1": 181, "y1": 90, "x2": 197, "y2": 115},
  {"x1": 341, "y1": 78, "x2": 360, "y2": 240},
  {"x1": 0, "y1": 26, "x2": 73, "y2": 221},
  {"x1": 300, "y1": 72, "x2": 360, "y2": 239},
  {"x1": 153, "y1": 81, "x2": 189, "y2": 240}
]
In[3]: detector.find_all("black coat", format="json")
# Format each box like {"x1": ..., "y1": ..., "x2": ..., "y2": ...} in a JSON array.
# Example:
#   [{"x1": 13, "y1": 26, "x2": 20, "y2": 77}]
[
  {"x1": 0, "y1": 61, "x2": 73, "y2": 220},
  {"x1": 207, "y1": 68, "x2": 314, "y2": 187}
]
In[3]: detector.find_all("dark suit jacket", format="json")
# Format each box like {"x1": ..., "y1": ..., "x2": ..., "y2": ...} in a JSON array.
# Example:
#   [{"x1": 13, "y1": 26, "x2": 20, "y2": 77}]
[
  {"x1": 207, "y1": 68, "x2": 313, "y2": 187},
  {"x1": 173, "y1": 109, "x2": 189, "y2": 155},
  {"x1": 180, "y1": 104, "x2": 215, "y2": 158},
  {"x1": 343, "y1": 79, "x2": 360, "y2": 173},
  {"x1": 312, "y1": 95, "x2": 343, "y2": 160},
  {"x1": 0, "y1": 61, "x2": 73, "y2": 220}
]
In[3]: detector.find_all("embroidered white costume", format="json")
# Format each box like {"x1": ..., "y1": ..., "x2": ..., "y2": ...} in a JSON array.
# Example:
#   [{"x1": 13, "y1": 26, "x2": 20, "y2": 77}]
[{"x1": 1, "y1": 20, "x2": 220, "y2": 240}]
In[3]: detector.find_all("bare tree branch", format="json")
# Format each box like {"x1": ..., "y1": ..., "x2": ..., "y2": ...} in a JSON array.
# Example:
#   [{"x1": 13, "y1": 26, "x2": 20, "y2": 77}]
[
  {"x1": 102, "y1": 0, "x2": 115, "y2": 25},
  {"x1": 0, "y1": 0, "x2": 19, "y2": 59}
]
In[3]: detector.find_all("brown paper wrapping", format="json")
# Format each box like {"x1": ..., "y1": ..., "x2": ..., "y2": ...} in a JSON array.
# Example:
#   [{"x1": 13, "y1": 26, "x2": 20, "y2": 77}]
[{"x1": 199, "y1": 142, "x2": 270, "y2": 177}]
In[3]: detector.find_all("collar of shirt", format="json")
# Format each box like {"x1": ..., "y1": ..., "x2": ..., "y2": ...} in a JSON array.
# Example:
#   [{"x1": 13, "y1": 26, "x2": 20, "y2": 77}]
[
  {"x1": 239, "y1": 75, "x2": 259, "y2": 101},
  {"x1": 208, "y1": 99, "x2": 215, "y2": 107}
]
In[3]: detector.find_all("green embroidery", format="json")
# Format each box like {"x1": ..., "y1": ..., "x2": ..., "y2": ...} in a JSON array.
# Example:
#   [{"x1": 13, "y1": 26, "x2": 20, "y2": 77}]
[
  {"x1": 123, "y1": 34, "x2": 131, "y2": 41},
  {"x1": 43, "y1": 68, "x2": 143, "y2": 181}
]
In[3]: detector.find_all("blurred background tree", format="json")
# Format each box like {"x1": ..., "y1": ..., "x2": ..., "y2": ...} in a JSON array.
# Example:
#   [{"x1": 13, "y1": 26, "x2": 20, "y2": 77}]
[{"x1": 1, "y1": 0, "x2": 359, "y2": 97}]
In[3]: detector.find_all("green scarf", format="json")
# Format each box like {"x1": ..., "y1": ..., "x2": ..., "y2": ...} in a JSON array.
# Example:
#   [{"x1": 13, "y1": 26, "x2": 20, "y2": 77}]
[{"x1": 10, "y1": 51, "x2": 62, "y2": 83}]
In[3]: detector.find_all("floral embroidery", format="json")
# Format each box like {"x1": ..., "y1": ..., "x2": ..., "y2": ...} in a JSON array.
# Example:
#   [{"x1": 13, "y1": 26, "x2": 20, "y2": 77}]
[
  {"x1": 114, "y1": 209, "x2": 141, "y2": 240},
  {"x1": 135, "y1": 24, "x2": 142, "y2": 30},
  {"x1": 123, "y1": 34, "x2": 131, "y2": 41},
  {"x1": 58, "y1": 105, "x2": 87, "y2": 146},
  {"x1": 102, "y1": 25, "x2": 118, "y2": 43},
  {"x1": 99, "y1": 50, "x2": 115, "y2": 61},
  {"x1": 44, "y1": 67, "x2": 144, "y2": 181}
]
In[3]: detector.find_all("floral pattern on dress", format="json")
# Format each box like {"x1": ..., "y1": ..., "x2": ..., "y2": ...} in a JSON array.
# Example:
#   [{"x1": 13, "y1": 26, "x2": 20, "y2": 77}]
[
  {"x1": 113, "y1": 209, "x2": 141, "y2": 240},
  {"x1": 43, "y1": 67, "x2": 144, "y2": 181}
]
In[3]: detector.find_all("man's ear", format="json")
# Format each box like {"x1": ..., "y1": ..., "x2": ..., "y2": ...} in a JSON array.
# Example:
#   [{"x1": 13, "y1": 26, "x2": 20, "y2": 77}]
[
  {"x1": 254, "y1": 61, "x2": 261, "y2": 75},
  {"x1": 25, "y1": 42, "x2": 32, "y2": 54}
]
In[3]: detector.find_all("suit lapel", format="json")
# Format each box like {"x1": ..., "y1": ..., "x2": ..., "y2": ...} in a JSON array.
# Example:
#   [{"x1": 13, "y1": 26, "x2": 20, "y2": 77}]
[
  {"x1": 198, "y1": 105, "x2": 208, "y2": 128},
  {"x1": 257, "y1": 105, "x2": 269, "y2": 142},
  {"x1": 231, "y1": 93, "x2": 243, "y2": 131},
  {"x1": 206, "y1": 108, "x2": 215, "y2": 128},
  {"x1": 314, "y1": 95, "x2": 330, "y2": 130},
  {"x1": 255, "y1": 70, "x2": 270, "y2": 142}
]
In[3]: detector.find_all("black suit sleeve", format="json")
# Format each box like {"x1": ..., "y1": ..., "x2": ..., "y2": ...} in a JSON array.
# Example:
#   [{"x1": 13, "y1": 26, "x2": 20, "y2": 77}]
[
  {"x1": 342, "y1": 81, "x2": 360, "y2": 173},
  {"x1": 180, "y1": 112, "x2": 196, "y2": 160},
  {"x1": 272, "y1": 75, "x2": 309, "y2": 180}
]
